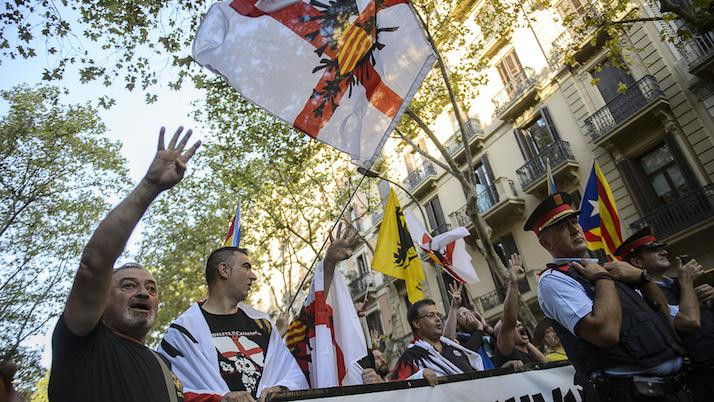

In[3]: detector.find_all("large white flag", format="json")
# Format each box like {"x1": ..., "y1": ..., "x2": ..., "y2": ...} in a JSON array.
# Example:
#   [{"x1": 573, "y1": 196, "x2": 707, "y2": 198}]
[
  {"x1": 192, "y1": 0, "x2": 436, "y2": 166},
  {"x1": 404, "y1": 210, "x2": 480, "y2": 284},
  {"x1": 285, "y1": 262, "x2": 367, "y2": 388}
]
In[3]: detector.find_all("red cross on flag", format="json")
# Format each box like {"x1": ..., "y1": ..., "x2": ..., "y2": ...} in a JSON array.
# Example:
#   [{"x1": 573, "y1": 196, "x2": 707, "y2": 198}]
[
  {"x1": 404, "y1": 210, "x2": 480, "y2": 284},
  {"x1": 193, "y1": 0, "x2": 436, "y2": 166}
]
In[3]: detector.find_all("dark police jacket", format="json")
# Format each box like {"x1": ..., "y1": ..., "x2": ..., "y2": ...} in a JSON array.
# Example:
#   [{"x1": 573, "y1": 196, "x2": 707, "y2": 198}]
[
  {"x1": 657, "y1": 277, "x2": 714, "y2": 371},
  {"x1": 546, "y1": 266, "x2": 686, "y2": 378}
]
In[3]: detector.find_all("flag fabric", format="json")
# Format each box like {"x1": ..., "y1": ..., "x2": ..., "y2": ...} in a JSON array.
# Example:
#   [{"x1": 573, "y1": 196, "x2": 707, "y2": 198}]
[
  {"x1": 546, "y1": 158, "x2": 557, "y2": 194},
  {"x1": 285, "y1": 262, "x2": 367, "y2": 388},
  {"x1": 579, "y1": 161, "x2": 623, "y2": 258},
  {"x1": 372, "y1": 189, "x2": 425, "y2": 303},
  {"x1": 223, "y1": 200, "x2": 241, "y2": 247},
  {"x1": 403, "y1": 210, "x2": 479, "y2": 284},
  {"x1": 192, "y1": 0, "x2": 436, "y2": 167}
]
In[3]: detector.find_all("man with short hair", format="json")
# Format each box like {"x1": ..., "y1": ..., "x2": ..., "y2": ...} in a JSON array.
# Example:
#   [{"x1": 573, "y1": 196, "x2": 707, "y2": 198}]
[
  {"x1": 615, "y1": 227, "x2": 712, "y2": 400},
  {"x1": 532, "y1": 192, "x2": 689, "y2": 401},
  {"x1": 389, "y1": 289, "x2": 484, "y2": 384},
  {"x1": 159, "y1": 247, "x2": 307, "y2": 402},
  {"x1": 49, "y1": 127, "x2": 201, "y2": 402}
]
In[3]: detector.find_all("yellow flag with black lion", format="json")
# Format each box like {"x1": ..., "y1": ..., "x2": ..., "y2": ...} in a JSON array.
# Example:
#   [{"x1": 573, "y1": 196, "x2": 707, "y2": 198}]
[{"x1": 372, "y1": 189, "x2": 425, "y2": 303}]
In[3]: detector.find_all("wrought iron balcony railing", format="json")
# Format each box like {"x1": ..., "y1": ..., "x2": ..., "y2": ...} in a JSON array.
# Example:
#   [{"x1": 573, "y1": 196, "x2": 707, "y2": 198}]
[
  {"x1": 584, "y1": 75, "x2": 665, "y2": 142},
  {"x1": 478, "y1": 289, "x2": 505, "y2": 312},
  {"x1": 348, "y1": 275, "x2": 370, "y2": 298},
  {"x1": 679, "y1": 32, "x2": 714, "y2": 71},
  {"x1": 493, "y1": 68, "x2": 535, "y2": 117},
  {"x1": 516, "y1": 140, "x2": 576, "y2": 190},
  {"x1": 429, "y1": 223, "x2": 452, "y2": 237},
  {"x1": 403, "y1": 161, "x2": 437, "y2": 193},
  {"x1": 630, "y1": 184, "x2": 714, "y2": 240},
  {"x1": 444, "y1": 118, "x2": 484, "y2": 156},
  {"x1": 449, "y1": 178, "x2": 520, "y2": 227}
]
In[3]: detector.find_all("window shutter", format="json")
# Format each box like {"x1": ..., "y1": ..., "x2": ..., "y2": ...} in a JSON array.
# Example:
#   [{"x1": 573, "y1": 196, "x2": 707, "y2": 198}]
[
  {"x1": 481, "y1": 153, "x2": 496, "y2": 183},
  {"x1": 513, "y1": 129, "x2": 528, "y2": 160},
  {"x1": 432, "y1": 197, "x2": 447, "y2": 231},
  {"x1": 618, "y1": 158, "x2": 659, "y2": 213},
  {"x1": 663, "y1": 134, "x2": 699, "y2": 190},
  {"x1": 540, "y1": 107, "x2": 561, "y2": 140}
]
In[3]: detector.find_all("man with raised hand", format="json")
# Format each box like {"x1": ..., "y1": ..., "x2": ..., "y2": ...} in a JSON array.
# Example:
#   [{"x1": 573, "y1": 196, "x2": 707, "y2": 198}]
[
  {"x1": 389, "y1": 283, "x2": 484, "y2": 385},
  {"x1": 492, "y1": 254, "x2": 546, "y2": 371},
  {"x1": 49, "y1": 127, "x2": 201, "y2": 402},
  {"x1": 159, "y1": 246, "x2": 307, "y2": 402}
]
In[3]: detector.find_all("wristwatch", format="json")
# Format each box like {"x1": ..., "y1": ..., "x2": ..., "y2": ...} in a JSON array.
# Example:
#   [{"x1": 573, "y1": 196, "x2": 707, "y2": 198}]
[{"x1": 637, "y1": 270, "x2": 651, "y2": 285}]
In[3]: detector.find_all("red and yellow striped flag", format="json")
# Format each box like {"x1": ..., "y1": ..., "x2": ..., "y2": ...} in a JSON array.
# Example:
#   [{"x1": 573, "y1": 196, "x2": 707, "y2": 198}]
[{"x1": 579, "y1": 161, "x2": 623, "y2": 258}]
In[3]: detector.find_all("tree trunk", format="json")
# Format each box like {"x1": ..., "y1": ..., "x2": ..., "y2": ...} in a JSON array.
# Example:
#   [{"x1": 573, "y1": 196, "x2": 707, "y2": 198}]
[{"x1": 413, "y1": 9, "x2": 537, "y2": 331}]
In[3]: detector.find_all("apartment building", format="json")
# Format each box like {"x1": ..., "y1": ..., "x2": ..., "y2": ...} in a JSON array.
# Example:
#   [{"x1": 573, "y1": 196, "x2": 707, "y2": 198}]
[{"x1": 337, "y1": 0, "x2": 714, "y2": 363}]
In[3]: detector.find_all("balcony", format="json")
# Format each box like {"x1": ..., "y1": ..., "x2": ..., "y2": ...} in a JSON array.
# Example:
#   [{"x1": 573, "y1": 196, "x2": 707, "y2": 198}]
[
  {"x1": 630, "y1": 184, "x2": 714, "y2": 241},
  {"x1": 402, "y1": 161, "x2": 438, "y2": 198},
  {"x1": 448, "y1": 177, "x2": 526, "y2": 237},
  {"x1": 548, "y1": 2, "x2": 606, "y2": 66},
  {"x1": 493, "y1": 68, "x2": 538, "y2": 121},
  {"x1": 584, "y1": 75, "x2": 668, "y2": 146},
  {"x1": 476, "y1": 289, "x2": 505, "y2": 313},
  {"x1": 429, "y1": 223, "x2": 452, "y2": 237},
  {"x1": 679, "y1": 32, "x2": 714, "y2": 76},
  {"x1": 444, "y1": 119, "x2": 486, "y2": 164},
  {"x1": 349, "y1": 275, "x2": 370, "y2": 300},
  {"x1": 516, "y1": 140, "x2": 579, "y2": 195}
]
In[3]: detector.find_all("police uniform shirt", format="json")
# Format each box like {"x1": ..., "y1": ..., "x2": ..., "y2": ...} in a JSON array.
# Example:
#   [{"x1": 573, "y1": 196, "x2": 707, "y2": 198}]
[{"x1": 537, "y1": 268, "x2": 682, "y2": 376}]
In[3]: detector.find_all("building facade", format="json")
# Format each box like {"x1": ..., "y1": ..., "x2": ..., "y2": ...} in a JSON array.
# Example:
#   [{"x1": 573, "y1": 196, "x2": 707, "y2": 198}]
[{"x1": 337, "y1": 0, "x2": 714, "y2": 364}]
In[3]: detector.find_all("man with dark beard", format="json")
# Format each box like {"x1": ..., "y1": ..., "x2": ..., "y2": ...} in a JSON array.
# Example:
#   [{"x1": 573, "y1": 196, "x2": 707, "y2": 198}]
[{"x1": 49, "y1": 127, "x2": 201, "y2": 402}]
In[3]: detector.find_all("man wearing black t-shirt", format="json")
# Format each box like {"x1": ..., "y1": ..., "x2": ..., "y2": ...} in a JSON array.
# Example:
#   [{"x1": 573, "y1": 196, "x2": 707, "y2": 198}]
[
  {"x1": 159, "y1": 247, "x2": 307, "y2": 402},
  {"x1": 493, "y1": 254, "x2": 546, "y2": 370},
  {"x1": 49, "y1": 127, "x2": 201, "y2": 402}
]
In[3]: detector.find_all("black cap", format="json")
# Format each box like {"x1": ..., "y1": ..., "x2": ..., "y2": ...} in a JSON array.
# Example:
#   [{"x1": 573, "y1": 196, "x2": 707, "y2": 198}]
[
  {"x1": 614, "y1": 226, "x2": 666, "y2": 260},
  {"x1": 524, "y1": 192, "x2": 580, "y2": 235}
]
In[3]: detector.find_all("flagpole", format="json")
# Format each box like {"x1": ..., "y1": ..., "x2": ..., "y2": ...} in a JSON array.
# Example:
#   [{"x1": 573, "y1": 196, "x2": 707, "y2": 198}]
[{"x1": 286, "y1": 169, "x2": 370, "y2": 314}]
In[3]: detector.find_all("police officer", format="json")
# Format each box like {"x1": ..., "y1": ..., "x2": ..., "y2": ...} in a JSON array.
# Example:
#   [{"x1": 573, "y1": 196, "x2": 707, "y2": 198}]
[
  {"x1": 529, "y1": 193, "x2": 689, "y2": 402},
  {"x1": 616, "y1": 227, "x2": 713, "y2": 401}
]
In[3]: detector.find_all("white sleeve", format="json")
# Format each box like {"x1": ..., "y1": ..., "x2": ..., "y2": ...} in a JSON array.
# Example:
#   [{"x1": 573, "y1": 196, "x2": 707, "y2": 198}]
[
  {"x1": 668, "y1": 304, "x2": 680, "y2": 319},
  {"x1": 537, "y1": 272, "x2": 593, "y2": 336}
]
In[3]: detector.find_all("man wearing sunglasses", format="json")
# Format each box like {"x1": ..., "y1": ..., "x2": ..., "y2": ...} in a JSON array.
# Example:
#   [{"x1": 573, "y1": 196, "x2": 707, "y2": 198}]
[{"x1": 389, "y1": 293, "x2": 484, "y2": 384}]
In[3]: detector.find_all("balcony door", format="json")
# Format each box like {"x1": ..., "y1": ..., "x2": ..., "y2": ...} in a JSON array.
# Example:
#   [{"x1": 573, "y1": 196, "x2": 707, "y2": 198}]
[
  {"x1": 496, "y1": 51, "x2": 524, "y2": 96},
  {"x1": 620, "y1": 138, "x2": 698, "y2": 213},
  {"x1": 591, "y1": 61, "x2": 646, "y2": 124},
  {"x1": 474, "y1": 156, "x2": 497, "y2": 213},
  {"x1": 424, "y1": 196, "x2": 448, "y2": 236},
  {"x1": 514, "y1": 107, "x2": 561, "y2": 162}
]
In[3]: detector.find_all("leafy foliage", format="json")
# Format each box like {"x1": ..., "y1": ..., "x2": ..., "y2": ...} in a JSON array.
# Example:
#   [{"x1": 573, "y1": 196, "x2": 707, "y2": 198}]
[
  {"x1": 0, "y1": 85, "x2": 130, "y2": 396},
  {"x1": 139, "y1": 79, "x2": 356, "y2": 344}
]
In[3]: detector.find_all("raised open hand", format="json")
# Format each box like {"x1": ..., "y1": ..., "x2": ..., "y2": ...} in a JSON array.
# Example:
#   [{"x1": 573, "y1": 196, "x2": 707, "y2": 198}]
[
  {"x1": 325, "y1": 222, "x2": 359, "y2": 265},
  {"x1": 508, "y1": 254, "x2": 526, "y2": 284},
  {"x1": 143, "y1": 126, "x2": 201, "y2": 192},
  {"x1": 448, "y1": 281, "x2": 463, "y2": 309}
]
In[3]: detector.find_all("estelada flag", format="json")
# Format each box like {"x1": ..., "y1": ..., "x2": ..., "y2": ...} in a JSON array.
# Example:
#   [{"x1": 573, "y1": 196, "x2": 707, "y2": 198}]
[
  {"x1": 404, "y1": 210, "x2": 479, "y2": 284},
  {"x1": 372, "y1": 189, "x2": 425, "y2": 303},
  {"x1": 192, "y1": 0, "x2": 436, "y2": 166},
  {"x1": 579, "y1": 160, "x2": 623, "y2": 258},
  {"x1": 285, "y1": 261, "x2": 367, "y2": 388},
  {"x1": 223, "y1": 199, "x2": 241, "y2": 247}
]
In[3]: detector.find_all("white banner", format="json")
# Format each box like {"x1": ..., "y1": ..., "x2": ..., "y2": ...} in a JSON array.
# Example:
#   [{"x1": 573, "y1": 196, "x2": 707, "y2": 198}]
[{"x1": 275, "y1": 364, "x2": 582, "y2": 402}]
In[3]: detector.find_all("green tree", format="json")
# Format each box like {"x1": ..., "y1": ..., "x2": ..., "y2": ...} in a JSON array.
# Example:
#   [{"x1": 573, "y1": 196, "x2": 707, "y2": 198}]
[
  {"x1": 139, "y1": 79, "x2": 356, "y2": 343},
  {"x1": 0, "y1": 85, "x2": 130, "y2": 396}
]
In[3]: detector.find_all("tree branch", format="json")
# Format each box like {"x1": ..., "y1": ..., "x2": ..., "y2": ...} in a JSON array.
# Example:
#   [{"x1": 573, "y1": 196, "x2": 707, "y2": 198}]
[{"x1": 394, "y1": 128, "x2": 452, "y2": 173}]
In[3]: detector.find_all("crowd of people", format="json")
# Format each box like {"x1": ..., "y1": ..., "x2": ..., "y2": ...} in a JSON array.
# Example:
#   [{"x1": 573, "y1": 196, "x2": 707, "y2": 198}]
[{"x1": 2, "y1": 130, "x2": 711, "y2": 402}]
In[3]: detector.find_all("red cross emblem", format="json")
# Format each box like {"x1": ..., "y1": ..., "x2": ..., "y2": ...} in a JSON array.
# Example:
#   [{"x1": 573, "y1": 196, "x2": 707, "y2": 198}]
[{"x1": 230, "y1": 0, "x2": 408, "y2": 137}]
